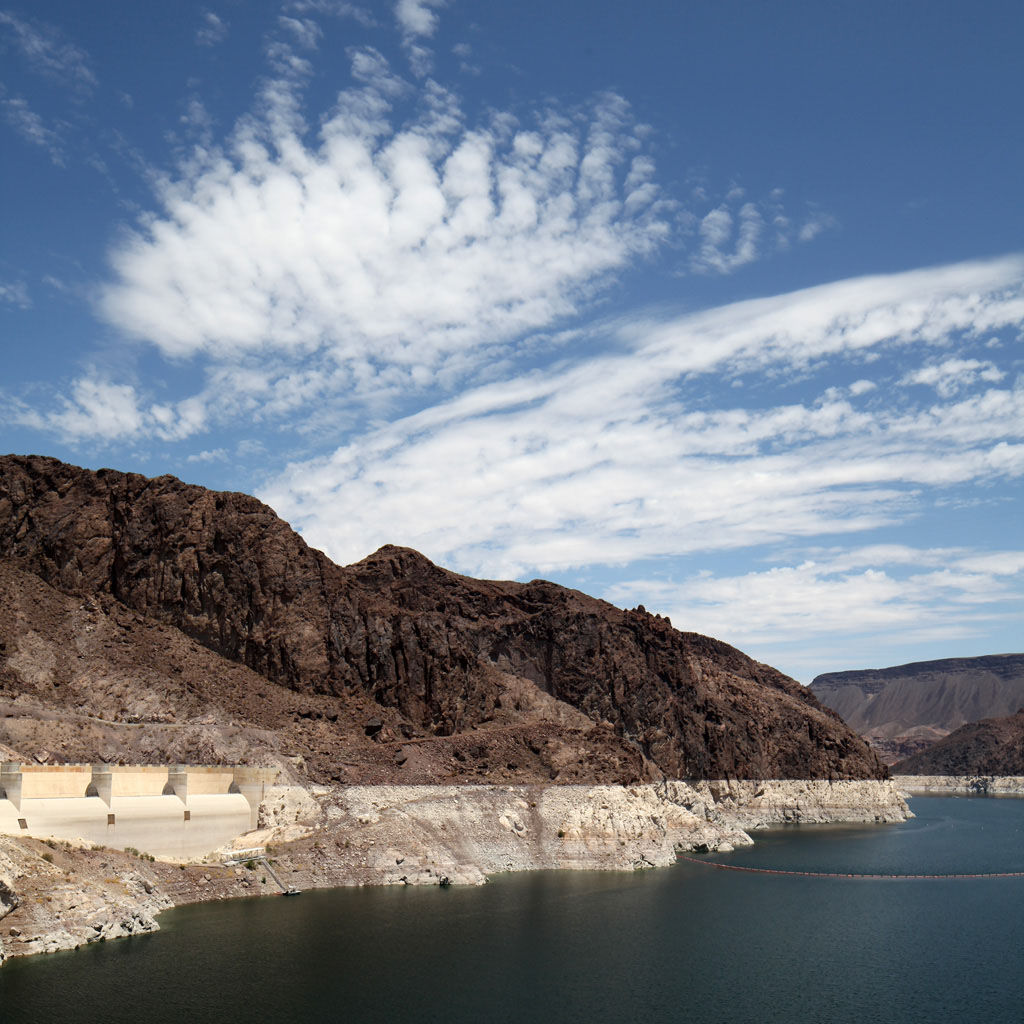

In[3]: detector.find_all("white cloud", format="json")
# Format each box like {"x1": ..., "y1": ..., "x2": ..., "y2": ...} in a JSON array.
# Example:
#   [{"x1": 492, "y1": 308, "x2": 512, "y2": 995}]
[
  {"x1": 99, "y1": 61, "x2": 670, "y2": 393},
  {"x1": 901, "y1": 357, "x2": 1005, "y2": 398},
  {"x1": 604, "y1": 545, "x2": 1024, "y2": 680},
  {"x1": 393, "y1": 0, "x2": 448, "y2": 74},
  {"x1": 196, "y1": 11, "x2": 229, "y2": 47},
  {"x1": 28, "y1": 377, "x2": 147, "y2": 441},
  {"x1": 43, "y1": 32, "x2": 846, "y2": 446},
  {"x1": 688, "y1": 192, "x2": 835, "y2": 274},
  {"x1": 798, "y1": 210, "x2": 838, "y2": 242},
  {"x1": 179, "y1": 95, "x2": 214, "y2": 140},
  {"x1": 187, "y1": 447, "x2": 228, "y2": 463},
  {"x1": 693, "y1": 202, "x2": 762, "y2": 273},
  {"x1": 260, "y1": 257, "x2": 1024, "y2": 579},
  {"x1": 395, "y1": 0, "x2": 448, "y2": 39},
  {"x1": 0, "y1": 279, "x2": 31, "y2": 309},
  {"x1": 635, "y1": 256, "x2": 1024, "y2": 377},
  {"x1": 278, "y1": 15, "x2": 322, "y2": 50},
  {"x1": 9, "y1": 372, "x2": 216, "y2": 444},
  {"x1": 284, "y1": 1, "x2": 375, "y2": 27},
  {"x1": 452, "y1": 39, "x2": 480, "y2": 74}
]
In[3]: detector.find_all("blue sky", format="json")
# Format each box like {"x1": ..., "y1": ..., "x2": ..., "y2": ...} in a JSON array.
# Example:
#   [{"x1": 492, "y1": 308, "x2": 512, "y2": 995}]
[{"x1": 2, "y1": 0, "x2": 1022, "y2": 682}]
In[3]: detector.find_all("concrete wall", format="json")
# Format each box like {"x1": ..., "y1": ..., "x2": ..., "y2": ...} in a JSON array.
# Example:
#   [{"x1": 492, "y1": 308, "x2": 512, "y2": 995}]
[
  {"x1": 18, "y1": 765, "x2": 92, "y2": 799},
  {"x1": 184, "y1": 768, "x2": 237, "y2": 795},
  {"x1": 108, "y1": 766, "x2": 173, "y2": 797},
  {"x1": 0, "y1": 763, "x2": 277, "y2": 860},
  {"x1": 0, "y1": 796, "x2": 24, "y2": 834}
]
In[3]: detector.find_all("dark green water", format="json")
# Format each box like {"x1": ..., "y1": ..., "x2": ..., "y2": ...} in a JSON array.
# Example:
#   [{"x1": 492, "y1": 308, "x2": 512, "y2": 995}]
[{"x1": 3, "y1": 796, "x2": 1024, "y2": 1024}]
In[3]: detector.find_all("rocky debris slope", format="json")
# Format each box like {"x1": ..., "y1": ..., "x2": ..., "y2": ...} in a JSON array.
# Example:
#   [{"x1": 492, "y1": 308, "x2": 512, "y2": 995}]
[
  {"x1": 810, "y1": 654, "x2": 1024, "y2": 763},
  {"x1": 893, "y1": 709, "x2": 1024, "y2": 776},
  {"x1": 0, "y1": 455, "x2": 885, "y2": 783}
]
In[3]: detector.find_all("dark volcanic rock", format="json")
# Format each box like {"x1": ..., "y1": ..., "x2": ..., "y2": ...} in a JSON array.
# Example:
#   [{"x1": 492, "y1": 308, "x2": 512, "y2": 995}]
[
  {"x1": 0, "y1": 454, "x2": 886, "y2": 781},
  {"x1": 0, "y1": 558, "x2": 645, "y2": 785},
  {"x1": 811, "y1": 654, "x2": 1024, "y2": 763},
  {"x1": 894, "y1": 709, "x2": 1024, "y2": 775}
]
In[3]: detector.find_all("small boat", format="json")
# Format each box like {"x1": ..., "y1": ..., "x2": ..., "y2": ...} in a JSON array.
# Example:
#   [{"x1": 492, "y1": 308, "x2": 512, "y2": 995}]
[{"x1": 283, "y1": 887, "x2": 302, "y2": 896}]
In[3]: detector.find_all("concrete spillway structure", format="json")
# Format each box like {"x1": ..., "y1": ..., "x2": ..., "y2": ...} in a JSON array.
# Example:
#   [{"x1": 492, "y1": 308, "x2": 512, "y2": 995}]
[{"x1": 0, "y1": 763, "x2": 277, "y2": 860}]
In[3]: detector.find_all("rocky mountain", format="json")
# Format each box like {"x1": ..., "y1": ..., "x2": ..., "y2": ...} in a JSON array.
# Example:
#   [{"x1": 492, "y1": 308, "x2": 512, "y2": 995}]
[
  {"x1": 894, "y1": 709, "x2": 1024, "y2": 775},
  {"x1": 0, "y1": 454, "x2": 886, "y2": 783},
  {"x1": 810, "y1": 654, "x2": 1024, "y2": 763},
  {"x1": 0, "y1": 556, "x2": 648, "y2": 784}
]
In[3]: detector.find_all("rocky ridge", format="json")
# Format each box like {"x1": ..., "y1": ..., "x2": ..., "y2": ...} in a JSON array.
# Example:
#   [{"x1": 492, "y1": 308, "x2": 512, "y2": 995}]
[
  {"x1": 0, "y1": 558, "x2": 637, "y2": 784},
  {"x1": 893, "y1": 709, "x2": 1024, "y2": 776},
  {"x1": 0, "y1": 454, "x2": 886, "y2": 783}
]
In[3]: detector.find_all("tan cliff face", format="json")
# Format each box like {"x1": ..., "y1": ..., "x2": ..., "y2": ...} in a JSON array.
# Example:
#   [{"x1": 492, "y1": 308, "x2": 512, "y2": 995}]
[{"x1": 0, "y1": 453, "x2": 886, "y2": 783}]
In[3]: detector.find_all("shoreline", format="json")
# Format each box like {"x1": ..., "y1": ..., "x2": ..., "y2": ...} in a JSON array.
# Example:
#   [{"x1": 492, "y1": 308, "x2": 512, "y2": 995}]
[
  {"x1": 894, "y1": 775, "x2": 1024, "y2": 796},
  {"x1": 1, "y1": 778, "x2": 908, "y2": 965}
]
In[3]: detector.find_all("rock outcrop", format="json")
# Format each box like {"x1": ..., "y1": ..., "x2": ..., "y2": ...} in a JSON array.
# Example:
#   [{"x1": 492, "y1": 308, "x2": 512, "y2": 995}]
[
  {"x1": 0, "y1": 454, "x2": 886, "y2": 783},
  {"x1": 0, "y1": 836, "x2": 171, "y2": 959},
  {"x1": 810, "y1": 654, "x2": 1024, "y2": 763},
  {"x1": 893, "y1": 709, "x2": 1024, "y2": 775}
]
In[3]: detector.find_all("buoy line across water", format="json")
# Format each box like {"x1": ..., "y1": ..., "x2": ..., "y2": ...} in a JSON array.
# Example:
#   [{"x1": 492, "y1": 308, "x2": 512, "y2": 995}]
[{"x1": 676, "y1": 855, "x2": 1024, "y2": 880}]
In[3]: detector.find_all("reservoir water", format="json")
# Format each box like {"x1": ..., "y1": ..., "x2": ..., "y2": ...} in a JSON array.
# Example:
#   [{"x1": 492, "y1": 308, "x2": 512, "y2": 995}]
[{"x1": 2, "y1": 795, "x2": 1024, "y2": 1023}]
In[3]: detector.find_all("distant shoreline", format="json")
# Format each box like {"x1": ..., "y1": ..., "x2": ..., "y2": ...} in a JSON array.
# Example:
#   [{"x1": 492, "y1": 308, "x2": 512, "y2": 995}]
[{"x1": 894, "y1": 775, "x2": 1024, "y2": 796}]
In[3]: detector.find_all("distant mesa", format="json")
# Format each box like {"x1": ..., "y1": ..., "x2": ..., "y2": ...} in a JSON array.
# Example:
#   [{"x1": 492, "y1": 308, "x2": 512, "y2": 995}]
[
  {"x1": 810, "y1": 654, "x2": 1024, "y2": 765},
  {"x1": 0, "y1": 453, "x2": 886, "y2": 786}
]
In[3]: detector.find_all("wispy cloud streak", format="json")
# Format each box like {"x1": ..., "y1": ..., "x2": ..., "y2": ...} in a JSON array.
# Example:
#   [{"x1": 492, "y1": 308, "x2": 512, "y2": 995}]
[
  {"x1": 0, "y1": 10, "x2": 96, "y2": 95},
  {"x1": 261, "y1": 257, "x2": 1024, "y2": 578}
]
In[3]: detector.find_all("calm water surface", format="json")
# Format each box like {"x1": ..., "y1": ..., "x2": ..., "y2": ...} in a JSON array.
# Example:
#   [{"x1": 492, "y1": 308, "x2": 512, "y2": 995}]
[{"x1": 2, "y1": 796, "x2": 1023, "y2": 1024}]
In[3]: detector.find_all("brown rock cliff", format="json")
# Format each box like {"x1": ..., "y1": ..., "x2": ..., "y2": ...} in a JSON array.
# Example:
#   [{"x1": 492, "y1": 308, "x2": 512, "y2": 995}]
[{"x1": 0, "y1": 455, "x2": 886, "y2": 781}]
